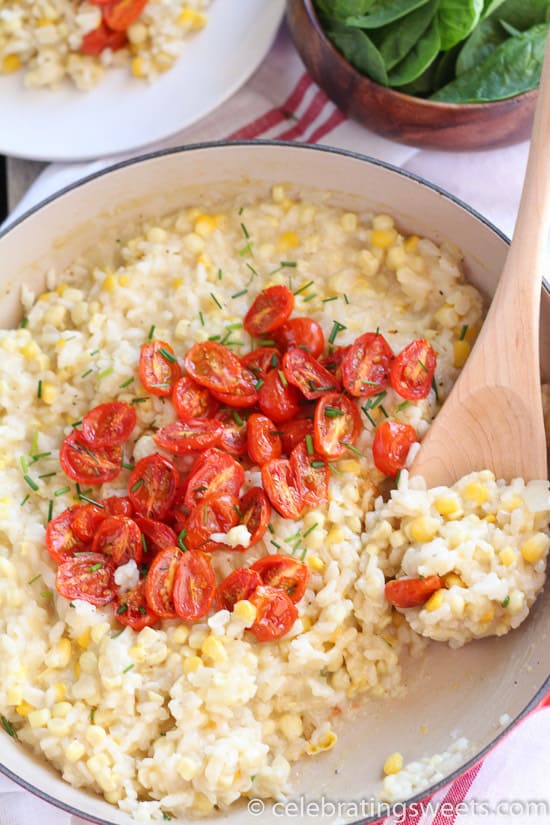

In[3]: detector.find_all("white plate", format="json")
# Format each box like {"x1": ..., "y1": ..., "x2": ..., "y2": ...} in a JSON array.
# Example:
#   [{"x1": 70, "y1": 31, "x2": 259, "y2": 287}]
[{"x1": 0, "y1": 0, "x2": 285, "y2": 162}]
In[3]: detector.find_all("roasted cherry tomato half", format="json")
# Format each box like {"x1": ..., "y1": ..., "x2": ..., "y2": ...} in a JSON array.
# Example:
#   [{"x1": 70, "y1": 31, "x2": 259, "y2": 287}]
[
  {"x1": 154, "y1": 418, "x2": 223, "y2": 454},
  {"x1": 241, "y1": 346, "x2": 281, "y2": 379},
  {"x1": 215, "y1": 567, "x2": 262, "y2": 612},
  {"x1": 172, "y1": 551, "x2": 216, "y2": 622},
  {"x1": 104, "y1": 0, "x2": 148, "y2": 31},
  {"x1": 184, "y1": 341, "x2": 250, "y2": 395},
  {"x1": 92, "y1": 515, "x2": 142, "y2": 566},
  {"x1": 372, "y1": 419, "x2": 417, "y2": 477},
  {"x1": 71, "y1": 503, "x2": 105, "y2": 543},
  {"x1": 250, "y1": 555, "x2": 309, "y2": 603},
  {"x1": 319, "y1": 345, "x2": 349, "y2": 383},
  {"x1": 56, "y1": 553, "x2": 115, "y2": 606},
  {"x1": 114, "y1": 579, "x2": 159, "y2": 631},
  {"x1": 128, "y1": 453, "x2": 179, "y2": 520},
  {"x1": 273, "y1": 317, "x2": 325, "y2": 359},
  {"x1": 279, "y1": 417, "x2": 314, "y2": 455},
  {"x1": 184, "y1": 495, "x2": 240, "y2": 553},
  {"x1": 172, "y1": 376, "x2": 219, "y2": 421},
  {"x1": 313, "y1": 392, "x2": 362, "y2": 459},
  {"x1": 45, "y1": 507, "x2": 89, "y2": 564},
  {"x1": 138, "y1": 340, "x2": 181, "y2": 397},
  {"x1": 102, "y1": 495, "x2": 134, "y2": 517},
  {"x1": 290, "y1": 441, "x2": 328, "y2": 508},
  {"x1": 184, "y1": 448, "x2": 245, "y2": 509},
  {"x1": 235, "y1": 486, "x2": 271, "y2": 551},
  {"x1": 145, "y1": 546, "x2": 182, "y2": 618},
  {"x1": 342, "y1": 332, "x2": 395, "y2": 397},
  {"x1": 283, "y1": 347, "x2": 340, "y2": 400},
  {"x1": 385, "y1": 576, "x2": 443, "y2": 608},
  {"x1": 81, "y1": 401, "x2": 136, "y2": 448},
  {"x1": 80, "y1": 21, "x2": 127, "y2": 56},
  {"x1": 134, "y1": 516, "x2": 177, "y2": 561},
  {"x1": 243, "y1": 285, "x2": 294, "y2": 336},
  {"x1": 257, "y1": 368, "x2": 303, "y2": 424},
  {"x1": 214, "y1": 409, "x2": 248, "y2": 457},
  {"x1": 390, "y1": 338, "x2": 437, "y2": 400},
  {"x1": 261, "y1": 458, "x2": 303, "y2": 520},
  {"x1": 247, "y1": 413, "x2": 282, "y2": 466},
  {"x1": 59, "y1": 430, "x2": 122, "y2": 485},
  {"x1": 249, "y1": 585, "x2": 298, "y2": 642}
]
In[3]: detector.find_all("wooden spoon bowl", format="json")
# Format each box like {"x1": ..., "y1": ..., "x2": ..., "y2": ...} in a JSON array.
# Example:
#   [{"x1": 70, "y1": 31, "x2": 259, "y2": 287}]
[{"x1": 286, "y1": 0, "x2": 538, "y2": 150}]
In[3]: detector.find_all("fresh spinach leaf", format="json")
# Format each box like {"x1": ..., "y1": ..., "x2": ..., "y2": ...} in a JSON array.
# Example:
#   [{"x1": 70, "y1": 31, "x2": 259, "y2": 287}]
[
  {"x1": 346, "y1": 0, "x2": 430, "y2": 29},
  {"x1": 431, "y1": 22, "x2": 549, "y2": 101},
  {"x1": 315, "y1": 0, "x2": 376, "y2": 20},
  {"x1": 376, "y1": 0, "x2": 439, "y2": 70},
  {"x1": 481, "y1": 0, "x2": 508, "y2": 19},
  {"x1": 387, "y1": 18, "x2": 441, "y2": 86},
  {"x1": 499, "y1": 19, "x2": 522, "y2": 35},
  {"x1": 432, "y1": 44, "x2": 461, "y2": 88},
  {"x1": 327, "y1": 25, "x2": 389, "y2": 84},
  {"x1": 438, "y1": 0, "x2": 485, "y2": 50},
  {"x1": 494, "y1": 0, "x2": 550, "y2": 30},
  {"x1": 455, "y1": 17, "x2": 508, "y2": 75}
]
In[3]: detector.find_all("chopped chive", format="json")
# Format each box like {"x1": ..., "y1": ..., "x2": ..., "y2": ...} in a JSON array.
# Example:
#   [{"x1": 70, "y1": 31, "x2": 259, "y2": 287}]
[
  {"x1": 238, "y1": 207, "x2": 244, "y2": 215},
  {"x1": 90, "y1": 708, "x2": 96, "y2": 723},
  {"x1": 431, "y1": 377, "x2": 440, "y2": 402},
  {"x1": 1, "y1": 715, "x2": 17, "y2": 738},
  {"x1": 138, "y1": 606, "x2": 147, "y2": 615},
  {"x1": 54, "y1": 486, "x2": 70, "y2": 497},
  {"x1": 159, "y1": 347, "x2": 177, "y2": 363},
  {"x1": 40, "y1": 590, "x2": 53, "y2": 599},
  {"x1": 328, "y1": 320, "x2": 347, "y2": 345},
  {"x1": 210, "y1": 293, "x2": 222, "y2": 309},
  {"x1": 362, "y1": 380, "x2": 379, "y2": 387},
  {"x1": 302, "y1": 292, "x2": 317, "y2": 303},
  {"x1": 69, "y1": 602, "x2": 76, "y2": 608},
  {"x1": 29, "y1": 432, "x2": 39, "y2": 456},
  {"x1": 148, "y1": 324, "x2": 155, "y2": 340},
  {"x1": 20, "y1": 455, "x2": 29, "y2": 474},
  {"x1": 322, "y1": 296, "x2": 338, "y2": 303},
  {"x1": 286, "y1": 530, "x2": 301, "y2": 542},
  {"x1": 81, "y1": 368, "x2": 94, "y2": 379},
  {"x1": 123, "y1": 664, "x2": 135, "y2": 674},
  {"x1": 199, "y1": 311, "x2": 205, "y2": 326},
  {"x1": 218, "y1": 268, "x2": 223, "y2": 281},
  {"x1": 368, "y1": 391, "x2": 387, "y2": 410},
  {"x1": 309, "y1": 383, "x2": 335, "y2": 392},
  {"x1": 290, "y1": 540, "x2": 302, "y2": 555},
  {"x1": 111, "y1": 628, "x2": 124, "y2": 639},
  {"x1": 396, "y1": 400, "x2": 411, "y2": 412},
  {"x1": 379, "y1": 404, "x2": 389, "y2": 419},
  {"x1": 19, "y1": 494, "x2": 29, "y2": 506},
  {"x1": 71, "y1": 419, "x2": 83, "y2": 428},
  {"x1": 117, "y1": 604, "x2": 128, "y2": 615},
  {"x1": 324, "y1": 407, "x2": 345, "y2": 418},
  {"x1": 269, "y1": 430, "x2": 285, "y2": 436},
  {"x1": 278, "y1": 370, "x2": 288, "y2": 388},
  {"x1": 89, "y1": 349, "x2": 100, "y2": 356},
  {"x1": 89, "y1": 563, "x2": 103, "y2": 572},
  {"x1": 47, "y1": 500, "x2": 54, "y2": 522},
  {"x1": 239, "y1": 242, "x2": 254, "y2": 256},
  {"x1": 131, "y1": 479, "x2": 144, "y2": 493},
  {"x1": 121, "y1": 462, "x2": 135, "y2": 471},
  {"x1": 311, "y1": 460, "x2": 325, "y2": 468},
  {"x1": 231, "y1": 288, "x2": 248, "y2": 299},
  {"x1": 140, "y1": 563, "x2": 149, "y2": 578},
  {"x1": 233, "y1": 503, "x2": 243, "y2": 518},
  {"x1": 38, "y1": 471, "x2": 56, "y2": 479},
  {"x1": 98, "y1": 367, "x2": 113, "y2": 380},
  {"x1": 418, "y1": 358, "x2": 428, "y2": 373},
  {"x1": 254, "y1": 378, "x2": 264, "y2": 391},
  {"x1": 340, "y1": 441, "x2": 364, "y2": 457},
  {"x1": 131, "y1": 397, "x2": 150, "y2": 404},
  {"x1": 208, "y1": 335, "x2": 221, "y2": 342},
  {"x1": 224, "y1": 339, "x2": 244, "y2": 347},
  {"x1": 259, "y1": 338, "x2": 276, "y2": 346},
  {"x1": 293, "y1": 280, "x2": 314, "y2": 296},
  {"x1": 305, "y1": 434, "x2": 314, "y2": 456},
  {"x1": 178, "y1": 529, "x2": 188, "y2": 552},
  {"x1": 30, "y1": 452, "x2": 51, "y2": 464},
  {"x1": 501, "y1": 596, "x2": 510, "y2": 608},
  {"x1": 28, "y1": 574, "x2": 41, "y2": 585},
  {"x1": 37, "y1": 380, "x2": 42, "y2": 399},
  {"x1": 20, "y1": 317, "x2": 29, "y2": 329},
  {"x1": 141, "y1": 534, "x2": 148, "y2": 555},
  {"x1": 227, "y1": 322, "x2": 243, "y2": 331},
  {"x1": 303, "y1": 522, "x2": 318, "y2": 538},
  {"x1": 240, "y1": 222, "x2": 250, "y2": 239},
  {"x1": 361, "y1": 405, "x2": 376, "y2": 427},
  {"x1": 343, "y1": 294, "x2": 349, "y2": 304},
  {"x1": 281, "y1": 261, "x2": 297, "y2": 268},
  {"x1": 232, "y1": 410, "x2": 244, "y2": 427},
  {"x1": 271, "y1": 540, "x2": 281, "y2": 549},
  {"x1": 395, "y1": 469, "x2": 402, "y2": 487},
  {"x1": 24, "y1": 475, "x2": 38, "y2": 491},
  {"x1": 299, "y1": 547, "x2": 307, "y2": 561},
  {"x1": 163, "y1": 814, "x2": 173, "y2": 821},
  {"x1": 119, "y1": 377, "x2": 134, "y2": 388},
  {"x1": 246, "y1": 263, "x2": 259, "y2": 278},
  {"x1": 460, "y1": 324, "x2": 468, "y2": 341},
  {"x1": 203, "y1": 504, "x2": 210, "y2": 526},
  {"x1": 267, "y1": 523, "x2": 275, "y2": 534}
]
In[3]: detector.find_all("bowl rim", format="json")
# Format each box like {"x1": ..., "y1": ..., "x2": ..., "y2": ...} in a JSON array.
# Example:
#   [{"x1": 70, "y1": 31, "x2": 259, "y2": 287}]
[
  {"x1": 0, "y1": 139, "x2": 548, "y2": 825},
  {"x1": 292, "y1": 0, "x2": 539, "y2": 111}
]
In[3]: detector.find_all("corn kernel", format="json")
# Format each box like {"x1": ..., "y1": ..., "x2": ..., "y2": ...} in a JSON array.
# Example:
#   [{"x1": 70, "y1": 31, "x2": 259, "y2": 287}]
[
  {"x1": 485, "y1": 513, "x2": 496, "y2": 523},
  {"x1": 118, "y1": 275, "x2": 130, "y2": 287},
  {"x1": 29, "y1": 708, "x2": 51, "y2": 728},
  {"x1": 277, "y1": 231, "x2": 299, "y2": 251},
  {"x1": 340, "y1": 212, "x2": 358, "y2": 232},
  {"x1": 306, "y1": 555, "x2": 325, "y2": 573},
  {"x1": 336, "y1": 459, "x2": 361, "y2": 474},
  {"x1": 521, "y1": 533, "x2": 549, "y2": 564},
  {"x1": 172, "y1": 624, "x2": 190, "y2": 645},
  {"x1": 177, "y1": 756, "x2": 199, "y2": 781},
  {"x1": 279, "y1": 713, "x2": 303, "y2": 739},
  {"x1": 327, "y1": 526, "x2": 345, "y2": 544},
  {"x1": 233, "y1": 599, "x2": 257, "y2": 624},
  {"x1": 499, "y1": 547, "x2": 517, "y2": 566},
  {"x1": 183, "y1": 656, "x2": 203, "y2": 674},
  {"x1": 383, "y1": 751, "x2": 404, "y2": 775},
  {"x1": 91, "y1": 622, "x2": 109, "y2": 645},
  {"x1": 16, "y1": 701, "x2": 34, "y2": 717},
  {"x1": 307, "y1": 731, "x2": 337, "y2": 754},
  {"x1": 2, "y1": 54, "x2": 21, "y2": 73},
  {"x1": 442, "y1": 572, "x2": 466, "y2": 589},
  {"x1": 196, "y1": 252, "x2": 212, "y2": 269},
  {"x1": 272, "y1": 184, "x2": 285, "y2": 203},
  {"x1": 408, "y1": 515, "x2": 439, "y2": 543},
  {"x1": 301, "y1": 616, "x2": 312, "y2": 632},
  {"x1": 6, "y1": 687, "x2": 23, "y2": 706},
  {"x1": 194, "y1": 214, "x2": 217, "y2": 237},
  {"x1": 463, "y1": 481, "x2": 489, "y2": 505},
  {"x1": 404, "y1": 235, "x2": 418, "y2": 253},
  {"x1": 65, "y1": 741, "x2": 85, "y2": 762},
  {"x1": 131, "y1": 56, "x2": 147, "y2": 78},
  {"x1": 101, "y1": 274, "x2": 117, "y2": 292},
  {"x1": 424, "y1": 589, "x2": 445, "y2": 612},
  {"x1": 201, "y1": 636, "x2": 227, "y2": 664},
  {"x1": 79, "y1": 651, "x2": 97, "y2": 673},
  {"x1": 178, "y1": 8, "x2": 207, "y2": 28},
  {"x1": 502, "y1": 495, "x2": 523, "y2": 512},
  {"x1": 76, "y1": 628, "x2": 91, "y2": 649},
  {"x1": 481, "y1": 607, "x2": 495, "y2": 623},
  {"x1": 45, "y1": 637, "x2": 72, "y2": 668},
  {"x1": 370, "y1": 229, "x2": 397, "y2": 249},
  {"x1": 86, "y1": 725, "x2": 106, "y2": 746},
  {"x1": 52, "y1": 701, "x2": 72, "y2": 719},
  {"x1": 435, "y1": 495, "x2": 462, "y2": 518},
  {"x1": 47, "y1": 716, "x2": 71, "y2": 737},
  {"x1": 465, "y1": 323, "x2": 479, "y2": 344},
  {"x1": 127, "y1": 20, "x2": 147, "y2": 44},
  {"x1": 129, "y1": 645, "x2": 146, "y2": 662},
  {"x1": 87, "y1": 753, "x2": 109, "y2": 775},
  {"x1": 21, "y1": 340, "x2": 40, "y2": 359},
  {"x1": 41, "y1": 382, "x2": 57, "y2": 406},
  {"x1": 391, "y1": 610, "x2": 405, "y2": 627},
  {"x1": 172, "y1": 278, "x2": 184, "y2": 288},
  {"x1": 453, "y1": 339, "x2": 471, "y2": 368}
]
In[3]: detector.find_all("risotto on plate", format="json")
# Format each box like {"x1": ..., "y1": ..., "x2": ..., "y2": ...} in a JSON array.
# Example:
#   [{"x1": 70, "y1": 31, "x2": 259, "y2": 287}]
[{"x1": 0, "y1": 186, "x2": 549, "y2": 820}]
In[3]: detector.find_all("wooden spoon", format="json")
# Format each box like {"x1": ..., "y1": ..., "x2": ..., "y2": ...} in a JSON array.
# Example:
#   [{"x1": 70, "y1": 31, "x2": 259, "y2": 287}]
[{"x1": 410, "y1": 37, "x2": 550, "y2": 488}]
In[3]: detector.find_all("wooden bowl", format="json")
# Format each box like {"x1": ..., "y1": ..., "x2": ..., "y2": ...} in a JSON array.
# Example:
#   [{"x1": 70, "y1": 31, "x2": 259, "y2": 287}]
[{"x1": 286, "y1": 0, "x2": 538, "y2": 150}]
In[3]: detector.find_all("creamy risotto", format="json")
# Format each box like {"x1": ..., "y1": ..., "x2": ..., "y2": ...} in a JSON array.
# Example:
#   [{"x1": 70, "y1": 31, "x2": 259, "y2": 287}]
[
  {"x1": 0, "y1": 0, "x2": 211, "y2": 89},
  {"x1": 0, "y1": 187, "x2": 549, "y2": 820}
]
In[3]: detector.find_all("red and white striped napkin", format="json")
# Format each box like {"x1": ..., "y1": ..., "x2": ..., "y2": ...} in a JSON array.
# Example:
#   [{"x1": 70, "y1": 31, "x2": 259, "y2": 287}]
[{"x1": 2, "y1": 18, "x2": 548, "y2": 825}]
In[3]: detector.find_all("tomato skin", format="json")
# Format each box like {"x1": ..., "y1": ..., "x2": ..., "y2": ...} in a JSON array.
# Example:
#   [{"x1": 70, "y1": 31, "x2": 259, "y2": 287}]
[
  {"x1": 139, "y1": 340, "x2": 181, "y2": 398},
  {"x1": 184, "y1": 448, "x2": 245, "y2": 509},
  {"x1": 279, "y1": 418, "x2": 314, "y2": 455},
  {"x1": 214, "y1": 410, "x2": 248, "y2": 457},
  {"x1": 172, "y1": 376, "x2": 219, "y2": 421},
  {"x1": 114, "y1": 579, "x2": 159, "y2": 630},
  {"x1": 134, "y1": 517, "x2": 177, "y2": 560},
  {"x1": 385, "y1": 576, "x2": 443, "y2": 608},
  {"x1": 145, "y1": 546, "x2": 182, "y2": 618},
  {"x1": 247, "y1": 413, "x2": 282, "y2": 466},
  {"x1": 173, "y1": 551, "x2": 216, "y2": 622},
  {"x1": 71, "y1": 504, "x2": 106, "y2": 543},
  {"x1": 45, "y1": 508, "x2": 89, "y2": 564},
  {"x1": 128, "y1": 453, "x2": 179, "y2": 520},
  {"x1": 154, "y1": 418, "x2": 223, "y2": 454},
  {"x1": 241, "y1": 347, "x2": 281, "y2": 379},
  {"x1": 243, "y1": 285, "x2": 294, "y2": 336},
  {"x1": 249, "y1": 585, "x2": 298, "y2": 641},
  {"x1": 235, "y1": 486, "x2": 271, "y2": 551},
  {"x1": 184, "y1": 341, "x2": 246, "y2": 394},
  {"x1": 390, "y1": 338, "x2": 437, "y2": 400},
  {"x1": 251, "y1": 555, "x2": 309, "y2": 603},
  {"x1": 215, "y1": 567, "x2": 262, "y2": 612},
  {"x1": 103, "y1": 495, "x2": 134, "y2": 517},
  {"x1": 342, "y1": 332, "x2": 395, "y2": 397},
  {"x1": 313, "y1": 392, "x2": 362, "y2": 459},
  {"x1": 184, "y1": 495, "x2": 240, "y2": 553},
  {"x1": 56, "y1": 553, "x2": 116, "y2": 606},
  {"x1": 81, "y1": 402, "x2": 136, "y2": 447},
  {"x1": 283, "y1": 347, "x2": 340, "y2": 400},
  {"x1": 104, "y1": 0, "x2": 148, "y2": 31},
  {"x1": 261, "y1": 458, "x2": 304, "y2": 520},
  {"x1": 92, "y1": 516, "x2": 142, "y2": 566},
  {"x1": 273, "y1": 317, "x2": 325, "y2": 359},
  {"x1": 372, "y1": 420, "x2": 417, "y2": 477},
  {"x1": 257, "y1": 368, "x2": 303, "y2": 424},
  {"x1": 319, "y1": 346, "x2": 349, "y2": 383},
  {"x1": 80, "y1": 21, "x2": 127, "y2": 55},
  {"x1": 59, "y1": 430, "x2": 122, "y2": 485},
  {"x1": 290, "y1": 441, "x2": 328, "y2": 508}
]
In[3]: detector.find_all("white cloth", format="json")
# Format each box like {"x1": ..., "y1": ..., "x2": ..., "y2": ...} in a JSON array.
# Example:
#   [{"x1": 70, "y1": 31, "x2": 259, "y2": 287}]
[{"x1": 1, "y1": 19, "x2": 548, "y2": 825}]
